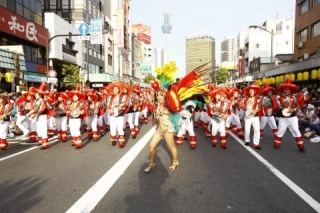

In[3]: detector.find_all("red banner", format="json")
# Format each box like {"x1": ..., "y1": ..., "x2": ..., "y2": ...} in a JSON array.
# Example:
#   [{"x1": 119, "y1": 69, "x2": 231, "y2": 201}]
[
  {"x1": 238, "y1": 57, "x2": 243, "y2": 76},
  {"x1": 0, "y1": 7, "x2": 49, "y2": 47}
]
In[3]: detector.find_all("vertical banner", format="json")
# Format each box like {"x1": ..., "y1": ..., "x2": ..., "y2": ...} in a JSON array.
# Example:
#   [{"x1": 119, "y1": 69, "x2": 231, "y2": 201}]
[
  {"x1": 90, "y1": 18, "x2": 103, "y2": 44},
  {"x1": 238, "y1": 56, "x2": 243, "y2": 76},
  {"x1": 117, "y1": 10, "x2": 124, "y2": 48}
]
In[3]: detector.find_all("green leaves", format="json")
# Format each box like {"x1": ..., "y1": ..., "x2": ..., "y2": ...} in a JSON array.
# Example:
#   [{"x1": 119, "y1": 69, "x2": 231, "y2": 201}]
[{"x1": 60, "y1": 64, "x2": 81, "y2": 90}]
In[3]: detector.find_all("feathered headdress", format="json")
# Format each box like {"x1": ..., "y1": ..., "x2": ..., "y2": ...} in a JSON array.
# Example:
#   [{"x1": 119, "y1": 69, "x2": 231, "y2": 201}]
[{"x1": 154, "y1": 61, "x2": 178, "y2": 90}]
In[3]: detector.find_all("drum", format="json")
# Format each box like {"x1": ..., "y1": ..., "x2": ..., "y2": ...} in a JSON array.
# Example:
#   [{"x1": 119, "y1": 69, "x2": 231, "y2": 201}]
[
  {"x1": 245, "y1": 109, "x2": 254, "y2": 119},
  {"x1": 282, "y1": 108, "x2": 292, "y2": 117},
  {"x1": 71, "y1": 110, "x2": 80, "y2": 118}
]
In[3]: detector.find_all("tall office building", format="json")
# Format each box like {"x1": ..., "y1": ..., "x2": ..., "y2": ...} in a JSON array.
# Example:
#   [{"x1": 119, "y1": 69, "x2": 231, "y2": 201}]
[
  {"x1": 185, "y1": 33, "x2": 216, "y2": 82},
  {"x1": 162, "y1": 14, "x2": 172, "y2": 64},
  {"x1": 221, "y1": 36, "x2": 237, "y2": 66}
]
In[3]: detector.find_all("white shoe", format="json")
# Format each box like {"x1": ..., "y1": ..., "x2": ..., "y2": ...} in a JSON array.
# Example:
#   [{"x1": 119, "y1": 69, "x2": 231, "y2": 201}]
[
  {"x1": 19, "y1": 135, "x2": 29, "y2": 141},
  {"x1": 310, "y1": 136, "x2": 320, "y2": 143},
  {"x1": 7, "y1": 133, "x2": 14, "y2": 138}
]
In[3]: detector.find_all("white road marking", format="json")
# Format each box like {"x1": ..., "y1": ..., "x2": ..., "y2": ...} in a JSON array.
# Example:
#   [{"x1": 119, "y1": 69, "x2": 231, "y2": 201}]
[
  {"x1": 229, "y1": 132, "x2": 320, "y2": 213},
  {"x1": 0, "y1": 137, "x2": 60, "y2": 161},
  {"x1": 66, "y1": 127, "x2": 156, "y2": 213}
]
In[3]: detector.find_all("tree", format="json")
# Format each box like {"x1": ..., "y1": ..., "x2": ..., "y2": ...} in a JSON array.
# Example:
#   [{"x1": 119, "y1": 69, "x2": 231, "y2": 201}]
[
  {"x1": 60, "y1": 64, "x2": 81, "y2": 90},
  {"x1": 143, "y1": 73, "x2": 155, "y2": 84},
  {"x1": 216, "y1": 67, "x2": 230, "y2": 84}
]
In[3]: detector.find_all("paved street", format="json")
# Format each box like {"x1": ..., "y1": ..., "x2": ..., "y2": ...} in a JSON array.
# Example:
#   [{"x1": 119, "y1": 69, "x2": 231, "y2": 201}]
[{"x1": 1, "y1": 123, "x2": 320, "y2": 213}]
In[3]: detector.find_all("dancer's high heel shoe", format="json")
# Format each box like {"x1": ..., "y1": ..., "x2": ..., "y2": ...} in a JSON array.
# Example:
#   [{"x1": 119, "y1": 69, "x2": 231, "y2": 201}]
[
  {"x1": 169, "y1": 161, "x2": 179, "y2": 170},
  {"x1": 144, "y1": 163, "x2": 155, "y2": 173}
]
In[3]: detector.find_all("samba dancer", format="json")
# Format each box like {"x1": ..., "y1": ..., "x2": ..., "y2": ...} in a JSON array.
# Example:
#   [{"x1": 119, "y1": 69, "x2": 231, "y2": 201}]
[
  {"x1": 207, "y1": 88, "x2": 229, "y2": 148},
  {"x1": 67, "y1": 86, "x2": 86, "y2": 148},
  {"x1": 243, "y1": 83, "x2": 262, "y2": 149},
  {"x1": 274, "y1": 78, "x2": 305, "y2": 151},
  {"x1": 54, "y1": 92, "x2": 69, "y2": 142},
  {"x1": 106, "y1": 82, "x2": 129, "y2": 147},
  {"x1": 0, "y1": 95, "x2": 13, "y2": 150},
  {"x1": 259, "y1": 83, "x2": 278, "y2": 138},
  {"x1": 26, "y1": 83, "x2": 49, "y2": 149}
]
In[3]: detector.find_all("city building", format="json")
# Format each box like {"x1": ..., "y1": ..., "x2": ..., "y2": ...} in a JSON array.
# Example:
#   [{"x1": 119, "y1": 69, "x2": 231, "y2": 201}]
[
  {"x1": 185, "y1": 32, "x2": 216, "y2": 83},
  {"x1": 0, "y1": 3, "x2": 48, "y2": 92},
  {"x1": 162, "y1": 14, "x2": 172, "y2": 64},
  {"x1": 221, "y1": 36, "x2": 237, "y2": 66}
]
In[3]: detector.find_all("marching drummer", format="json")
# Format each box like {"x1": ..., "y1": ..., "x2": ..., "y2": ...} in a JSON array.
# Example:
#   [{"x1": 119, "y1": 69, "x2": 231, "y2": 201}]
[
  {"x1": 207, "y1": 88, "x2": 229, "y2": 149},
  {"x1": 274, "y1": 78, "x2": 305, "y2": 151},
  {"x1": 242, "y1": 83, "x2": 262, "y2": 150}
]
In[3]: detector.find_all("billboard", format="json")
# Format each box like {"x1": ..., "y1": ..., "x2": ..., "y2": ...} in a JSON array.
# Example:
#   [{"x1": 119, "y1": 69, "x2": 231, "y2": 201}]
[
  {"x1": 132, "y1": 24, "x2": 151, "y2": 44},
  {"x1": 0, "y1": 6, "x2": 49, "y2": 47}
]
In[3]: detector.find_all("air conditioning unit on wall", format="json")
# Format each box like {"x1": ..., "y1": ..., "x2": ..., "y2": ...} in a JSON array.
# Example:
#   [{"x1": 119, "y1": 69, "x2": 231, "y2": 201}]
[
  {"x1": 302, "y1": 53, "x2": 309, "y2": 60},
  {"x1": 297, "y1": 42, "x2": 304, "y2": 49}
]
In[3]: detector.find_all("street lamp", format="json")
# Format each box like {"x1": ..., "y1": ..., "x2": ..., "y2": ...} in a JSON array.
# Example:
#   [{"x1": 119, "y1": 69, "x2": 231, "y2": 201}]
[{"x1": 249, "y1": 25, "x2": 274, "y2": 69}]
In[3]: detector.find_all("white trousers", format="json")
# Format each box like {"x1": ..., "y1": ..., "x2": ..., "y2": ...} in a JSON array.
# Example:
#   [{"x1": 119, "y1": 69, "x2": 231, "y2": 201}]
[
  {"x1": 56, "y1": 116, "x2": 68, "y2": 131},
  {"x1": 47, "y1": 116, "x2": 54, "y2": 129},
  {"x1": 211, "y1": 119, "x2": 226, "y2": 136},
  {"x1": 127, "y1": 111, "x2": 140, "y2": 129},
  {"x1": 244, "y1": 116, "x2": 260, "y2": 145},
  {"x1": 177, "y1": 118, "x2": 195, "y2": 137},
  {"x1": 226, "y1": 113, "x2": 242, "y2": 128},
  {"x1": 276, "y1": 116, "x2": 301, "y2": 138},
  {"x1": 69, "y1": 118, "x2": 81, "y2": 137},
  {"x1": 0, "y1": 121, "x2": 9, "y2": 139},
  {"x1": 260, "y1": 116, "x2": 277, "y2": 130},
  {"x1": 87, "y1": 115, "x2": 98, "y2": 131},
  {"x1": 109, "y1": 115, "x2": 124, "y2": 136},
  {"x1": 36, "y1": 114, "x2": 48, "y2": 139},
  {"x1": 16, "y1": 114, "x2": 30, "y2": 135}
]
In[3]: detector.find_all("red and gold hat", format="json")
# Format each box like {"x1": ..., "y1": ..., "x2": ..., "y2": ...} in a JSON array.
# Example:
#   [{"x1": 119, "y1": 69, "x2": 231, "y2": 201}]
[
  {"x1": 46, "y1": 91, "x2": 57, "y2": 104},
  {"x1": 228, "y1": 87, "x2": 241, "y2": 98},
  {"x1": 68, "y1": 85, "x2": 84, "y2": 100},
  {"x1": 133, "y1": 83, "x2": 141, "y2": 93},
  {"x1": 57, "y1": 92, "x2": 70, "y2": 101},
  {"x1": 23, "y1": 87, "x2": 36, "y2": 98},
  {"x1": 108, "y1": 81, "x2": 125, "y2": 95},
  {"x1": 243, "y1": 83, "x2": 261, "y2": 95},
  {"x1": 86, "y1": 89, "x2": 99, "y2": 101},
  {"x1": 277, "y1": 78, "x2": 299, "y2": 94},
  {"x1": 34, "y1": 82, "x2": 48, "y2": 95},
  {"x1": 261, "y1": 83, "x2": 276, "y2": 95},
  {"x1": 209, "y1": 88, "x2": 228, "y2": 99}
]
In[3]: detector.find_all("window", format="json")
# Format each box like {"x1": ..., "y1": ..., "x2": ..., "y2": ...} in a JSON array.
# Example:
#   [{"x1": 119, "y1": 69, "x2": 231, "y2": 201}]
[
  {"x1": 256, "y1": 44, "x2": 259, "y2": 48},
  {"x1": 7, "y1": 0, "x2": 16, "y2": 12},
  {"x1": 23, "y1": 8, "x2": 30, "y2": 20},
  {"x1": 16, "y1": 3, "x2": 23, "y2": 16},
  {"x1": 108, "y1": 55, "x2": 112, "y2": 66},
  {"x1": 312, "y1": 21, "x2": 320, "y2": 38},
  {"x1": 313, "y1": 0, "x2": 320, "y2": 6},
  {"x1": 300, "y1": 0, "x2": 309, "y2": 15},
  {"x1": 299, "y1": 28, "x2": 308, "y2": 42},
  {"x1": 23, "y1": 0, "x2": 30, "y2": 9}
]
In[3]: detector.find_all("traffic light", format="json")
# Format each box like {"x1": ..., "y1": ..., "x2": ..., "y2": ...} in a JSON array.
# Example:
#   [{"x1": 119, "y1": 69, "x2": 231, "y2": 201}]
[{"x1": 5, "y1": 72, "x2": 12, "y2": 83}]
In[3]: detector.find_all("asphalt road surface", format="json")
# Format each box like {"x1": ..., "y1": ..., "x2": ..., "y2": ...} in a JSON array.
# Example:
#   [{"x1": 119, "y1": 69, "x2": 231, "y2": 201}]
[{"x1": 1, "y1": 123, "x2": 320, "y2": 213}]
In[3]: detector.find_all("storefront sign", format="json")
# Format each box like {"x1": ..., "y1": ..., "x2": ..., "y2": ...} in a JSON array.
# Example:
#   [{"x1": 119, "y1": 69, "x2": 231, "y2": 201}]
[
  {"x1": 0, "y1": 7, "x2": 49, "y2": 47},
  {"x1": 24, "y1": 72, "x2": 47, "y2": 83},
  {"x1": 63, "y1": 53, "x2": 78, "y2": 64}
]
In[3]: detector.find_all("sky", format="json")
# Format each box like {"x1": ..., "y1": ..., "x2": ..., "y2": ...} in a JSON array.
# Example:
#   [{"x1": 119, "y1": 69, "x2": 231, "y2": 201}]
[{"x1": 130, "y1": 0, "x2": 295, "y2": 77}]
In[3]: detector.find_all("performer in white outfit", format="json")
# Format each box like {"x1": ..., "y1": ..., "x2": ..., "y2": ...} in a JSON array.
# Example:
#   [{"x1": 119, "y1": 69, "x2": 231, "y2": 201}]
[
  {"x1": 243, "y1": 83, "x2": 262, "y2": 149},
  {"x1": 54, "y1": 92, "x2": 69, "y2": 142},
  {"x1": 127, "y1": 84, "x2": 142, "y2": 139},
  {"x1": 86, "y1": 90, "x2": 99, "y2": 141},
  {"x1": 176, "y1": 100, "x2": 197, "y2": 148},
  {"x1": 259, "y1": 83, "x2": 278, "y2": 138},
  {"x1": 0, "y1": 95, "x2": 13, "y2": 150},
  {"x1": 274, "y1": 78, "x2": 305, "y2": 151}
]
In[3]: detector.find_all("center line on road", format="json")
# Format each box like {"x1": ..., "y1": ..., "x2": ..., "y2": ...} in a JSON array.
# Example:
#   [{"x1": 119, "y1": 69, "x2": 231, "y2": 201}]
[
  {"x1": 229, "y1": 132, "x2": 320, "y2": 213},
  {"x1": 66, "y1": 127, "x2": 156, "y2": 213}
]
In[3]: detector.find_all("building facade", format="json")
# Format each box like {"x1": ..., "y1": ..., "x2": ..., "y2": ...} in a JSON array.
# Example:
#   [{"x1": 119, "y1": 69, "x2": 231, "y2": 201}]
[
  {"x1": 185, "y1": 33, "x2": 216, "y2": 82},
  {"x1": 0, "y1": 2, "x2": 48, "y2": 92},
  {"x1": 221, "y1": 36, "x2": 237, "y2": 65}
]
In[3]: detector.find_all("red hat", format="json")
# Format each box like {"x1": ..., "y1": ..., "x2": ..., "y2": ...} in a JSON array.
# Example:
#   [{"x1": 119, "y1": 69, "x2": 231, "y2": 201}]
[
  {"x1": 261, "y1": 83, "x2": 276, "y2": 95},
  {"x1": 243, "y1": 83, "x2": 261, "y2": 95},
  {"x1": 277, "y1": 78, "x2": 299, "y2": 94},
  {"x1": 68, "y1": 85, "x2": 84, "y2": 100},
  {"x1": 86, "y1": 89, "x2": 99, "y2": 101},
  {"x1": 23, "y1": 87, "x2": 36, "y2": 98},
  {"x1": 34, "y1": 82, "x2": 48, "y2": 95},
  {"x1": 108, "y1": 81, "x2": 125, "y2": 95},
  {"x1": 228, "y1": 87, "x2": 241, "y2": 98},
  {"x1": 123, "y1": 83, "x2": 133, "y2": 94},
  {"x1": 209, "y1": 88, "x2": 228, "y2": 99},
  {"x1": 133, "y1": 83, "x2": 141, "y2": 93},
  {"x1": 57, "y1": 92, "x2": 69, "y2": 101},
  {"x1": 46, "y1": 91, "x2": 57, "y2": 104},
  {"x1": 150, "y1": 80, "x2": 160, "y2": 91}
]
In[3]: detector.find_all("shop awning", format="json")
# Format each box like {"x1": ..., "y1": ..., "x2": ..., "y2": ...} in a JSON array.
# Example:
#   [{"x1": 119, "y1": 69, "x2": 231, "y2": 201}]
[{"x1": 0, "y1": 45, "x2": 27, "y2": 71}]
